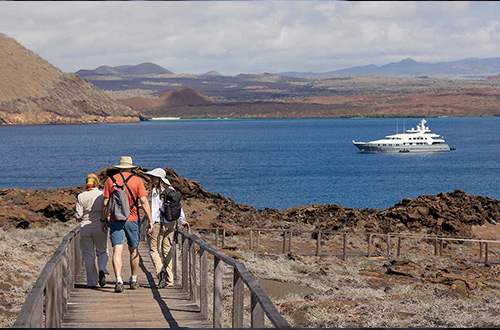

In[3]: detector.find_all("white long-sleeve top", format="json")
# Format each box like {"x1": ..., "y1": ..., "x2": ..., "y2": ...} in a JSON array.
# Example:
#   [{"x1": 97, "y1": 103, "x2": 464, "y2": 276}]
[
  {"x1": 151, "y1": 186, "x2": 186, "y2": 225},
  {"x1": 75, "y1": 188, "x2": 104, "y2": 229}
]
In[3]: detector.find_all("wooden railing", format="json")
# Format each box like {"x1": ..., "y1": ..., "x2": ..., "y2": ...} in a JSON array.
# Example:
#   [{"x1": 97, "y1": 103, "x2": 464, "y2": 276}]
[
  {"x1": 195, "y1": 227, "x2": 500, "y2": 265},
  {"x1": 13, "y1": 225, "x2": 82, "y2": 328},
  {"x1": 174, "y1": 228, "x2": 291, "y2": 328}
]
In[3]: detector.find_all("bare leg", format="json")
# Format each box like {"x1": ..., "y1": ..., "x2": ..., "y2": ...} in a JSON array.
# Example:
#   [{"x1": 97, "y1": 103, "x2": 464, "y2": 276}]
[
  {"x1": 129, "y1": 246, "x2": 139, "y2": 276},
  {"x1": 112, "y1": 244, "x2": 123, "y2": 279}
]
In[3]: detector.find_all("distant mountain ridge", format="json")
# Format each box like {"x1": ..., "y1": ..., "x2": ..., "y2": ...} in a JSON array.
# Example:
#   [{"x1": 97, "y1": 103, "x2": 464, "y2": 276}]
[
  {"x1": 77, "y1": 62, "x2": 174, "y2": 77},
  {"x1": 277, "y1": 57, "x2": 500, "y2": 78}
]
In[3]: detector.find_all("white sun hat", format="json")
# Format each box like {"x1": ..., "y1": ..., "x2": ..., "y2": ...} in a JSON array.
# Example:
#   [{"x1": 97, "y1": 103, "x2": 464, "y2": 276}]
[{"x1": 144, "y1": 167, "x2": 171, "y2": 185}]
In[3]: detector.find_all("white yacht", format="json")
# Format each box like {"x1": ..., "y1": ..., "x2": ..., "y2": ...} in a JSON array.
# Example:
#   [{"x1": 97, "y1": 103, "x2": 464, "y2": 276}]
[{"x1": 352, "y1": 119, "x2": 451, "y2": 153}]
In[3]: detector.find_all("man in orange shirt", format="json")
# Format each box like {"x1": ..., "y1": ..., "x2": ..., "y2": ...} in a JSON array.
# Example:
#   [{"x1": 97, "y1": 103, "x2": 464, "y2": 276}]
[{"x1": 101, "y1": 156, "x2": 153, "y2": 293}]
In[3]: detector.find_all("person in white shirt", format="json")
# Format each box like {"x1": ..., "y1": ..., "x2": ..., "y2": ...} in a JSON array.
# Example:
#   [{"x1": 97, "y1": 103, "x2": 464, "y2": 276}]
[
  {"x1": 145, "y1": 168, "x2": 190, "y2": 288},
  {"x1": 74, "y1": 173, "x2": 109, "y2": 288}
]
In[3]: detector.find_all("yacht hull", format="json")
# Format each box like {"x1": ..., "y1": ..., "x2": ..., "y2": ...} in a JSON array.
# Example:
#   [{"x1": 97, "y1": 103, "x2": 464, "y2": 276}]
[{"x1": 353, "y1": 142, "x2": 450, "y2": 153}]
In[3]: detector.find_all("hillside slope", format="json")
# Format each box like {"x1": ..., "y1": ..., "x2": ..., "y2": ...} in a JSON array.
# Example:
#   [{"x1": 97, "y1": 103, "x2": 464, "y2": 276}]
[
  {"x1": 122, "y1": 84, "x2": 216, "y2": 111},
  {"x1": 0, "y1": 33, "x2": 138, "y2": 125}
]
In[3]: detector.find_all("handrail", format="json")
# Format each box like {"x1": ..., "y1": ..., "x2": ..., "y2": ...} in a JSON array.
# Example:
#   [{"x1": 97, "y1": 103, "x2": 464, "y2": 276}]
[
  {"x1": 13, "y1": 225, "x2": 82, "y2": 328},
  {"x1": 193, "y1": 226, "x2": 499, "y2": 265},
  {"x1": 176, "y1": 228, "x2": 291, "y2": 328}
]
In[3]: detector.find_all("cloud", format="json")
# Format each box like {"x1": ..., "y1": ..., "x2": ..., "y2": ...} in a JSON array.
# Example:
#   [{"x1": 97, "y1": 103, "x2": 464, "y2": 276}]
[{"x1": 0, "y1": 1, "x2": 500, "y2": 75}]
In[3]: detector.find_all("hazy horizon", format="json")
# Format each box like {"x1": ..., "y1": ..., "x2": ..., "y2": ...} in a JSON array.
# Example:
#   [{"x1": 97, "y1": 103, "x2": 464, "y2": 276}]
[{"x1": 1, "y1": 1, "x2": 499, "y2": 76}]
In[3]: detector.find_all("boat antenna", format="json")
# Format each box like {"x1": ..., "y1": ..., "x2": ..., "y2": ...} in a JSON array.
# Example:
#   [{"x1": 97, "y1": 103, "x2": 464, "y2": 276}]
[
  {"x1": 403, "y1": 119, "x2": 405, "y2": 132},
  {"x1": 396, "y1": 118, "x2": 399, "y2": 134}
]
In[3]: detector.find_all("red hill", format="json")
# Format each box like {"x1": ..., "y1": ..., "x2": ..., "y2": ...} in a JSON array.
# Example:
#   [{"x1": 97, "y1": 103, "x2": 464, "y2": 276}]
[{"x1": 122, "y1": 84, "x2": 215, "y2": 111}]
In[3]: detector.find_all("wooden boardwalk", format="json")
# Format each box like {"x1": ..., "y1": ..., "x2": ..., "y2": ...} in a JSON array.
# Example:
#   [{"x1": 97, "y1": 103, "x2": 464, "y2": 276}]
[{"x1": 62, "y1": 242, "x2": 211, "y2": 328}]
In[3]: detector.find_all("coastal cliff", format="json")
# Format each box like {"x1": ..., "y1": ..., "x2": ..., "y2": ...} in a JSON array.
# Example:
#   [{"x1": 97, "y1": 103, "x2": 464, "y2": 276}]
[{"x1": 0, "y1": 33, "x2": 138, "y2": 125}]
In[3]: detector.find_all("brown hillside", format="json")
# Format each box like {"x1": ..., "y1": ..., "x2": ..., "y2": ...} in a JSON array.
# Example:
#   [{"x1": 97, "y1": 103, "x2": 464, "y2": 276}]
[
  {"x1": 0, "y1": 33, "x2": 138, "y2": 125},
  {"x1": 160, "y1": 84, "x2": 216, "y2": 106},
  {"x1": 122, "y1": 84, "x2": 215, "y2": 111}
]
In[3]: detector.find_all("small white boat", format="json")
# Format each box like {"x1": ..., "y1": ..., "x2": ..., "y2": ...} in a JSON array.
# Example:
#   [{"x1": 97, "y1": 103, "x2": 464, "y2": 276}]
[{"x1": 353, "y1": 119, "x2": 451, "y2": 153}]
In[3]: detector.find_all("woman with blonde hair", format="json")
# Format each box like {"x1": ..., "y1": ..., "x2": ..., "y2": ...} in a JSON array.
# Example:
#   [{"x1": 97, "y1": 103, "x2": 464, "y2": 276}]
[{"x1": 75, "y1": 173, "x2": 109, "y2": 288}]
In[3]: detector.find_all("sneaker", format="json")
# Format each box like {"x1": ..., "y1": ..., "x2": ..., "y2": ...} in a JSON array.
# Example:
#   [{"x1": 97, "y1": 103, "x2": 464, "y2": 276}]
[
  {"x1": 129, "y1": 277, "x2": 139, "y2": 290},
  {"x1": 98, "y1": 270, "x2": 106, "y2": 287},
  {"x1": 114, "y1": 282, "x2": 123, "y2": 293},
  {"x1": 166, "y1": 283, "x2": 174, "y2": 288},
  {"x1": 158, "y1": 270, "x2": 167, "y2": 288}
]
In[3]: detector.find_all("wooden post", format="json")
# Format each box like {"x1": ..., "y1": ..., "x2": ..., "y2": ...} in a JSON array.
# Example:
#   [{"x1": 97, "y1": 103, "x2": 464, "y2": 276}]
[
  {"x1": 288, "y1": 230, "x2": 292, "y2": 253},
  {"x1": 232, "y1": 269, "x2": 244, "y2": 328},
  {"x1": 342, "y1": 232, "x2": 347, "y2": 261},
  {"x1": 256, "y1": 230, "x2": 260, "y2": 249},
  {"x1": 61, "y1": 249, "x2": 69, "y2": 316},
  {"x1": 479, "y1": 241, "x2": 483, "y2": 260},
  {"x1": 199, "y1": 248, "x2": 208, "y2": 317},
  {"x1": 439, "y1": 239, "x2": 443, "y2": 256},
  {"x1": 386, "y1": 234, "x2": 390, "y2": 257},
  {"x1": 215, "y1": 228, "x2": 219, "y2": 249},
  {"x1": 182, "y1": 236, "x2": 188, "y2": 292},
  {"x1": 282, "y1": 231, "x2": 287, "y2": 254},
  {"x1": 485, "y1": 242, "x2": 489, "y2": 264},
  {"x1": 173, "y1": 231, "x2": 178, "y2": 281},
  {"x1": 397, "y1": 237, "x2": 402, "y2": 257},
  {"x1": 249, "y1": 229, "x2": 253, "y2": 250},
  {"x1": 222, "y1": 229, "x2": 226, "y2": 248},
  {"x1": 73, "y1": 235, "x2": 79, "y2": 282},
  {"x1": 213, "y1": 256, "x2": 223, "y2": 328},
  {"x1": 251, "y1": 293, "x2": 265, "y2": 328},
  {"x1": 46, "y1": 262, "x2": 63, "y2": 328},
  {"x1": 434, "y1": 236, "x2": 438, "y2": 256},
  {"x1": 367, "y1": 234, "x2": 373, "y2": 258},
  {"x1": 189, "y1": 240, "x2": 197, "y2": 303},
  {"x1": 316, "y1": 231, "x2": 322, "y2": 257}
]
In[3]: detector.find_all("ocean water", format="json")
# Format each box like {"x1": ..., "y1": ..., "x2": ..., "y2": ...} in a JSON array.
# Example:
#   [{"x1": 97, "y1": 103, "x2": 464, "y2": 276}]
[{"x1": 0, "y1": 117, "x2": 498, "y2": 210}]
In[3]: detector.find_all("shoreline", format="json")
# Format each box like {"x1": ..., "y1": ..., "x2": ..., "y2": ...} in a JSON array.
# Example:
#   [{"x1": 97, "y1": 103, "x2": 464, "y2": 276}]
[{"x1": 1, "y1": 115, "x2": 499, "y2": 127}]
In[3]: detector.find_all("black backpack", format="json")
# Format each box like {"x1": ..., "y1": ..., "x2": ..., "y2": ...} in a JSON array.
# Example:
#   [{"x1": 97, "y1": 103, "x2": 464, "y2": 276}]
[{"x1": 161, "y1": 188, "x2": 182, "y2": 221}]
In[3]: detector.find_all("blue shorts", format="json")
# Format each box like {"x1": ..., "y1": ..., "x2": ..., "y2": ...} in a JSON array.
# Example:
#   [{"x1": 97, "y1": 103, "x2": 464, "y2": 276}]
[{"x1": 109, "y1": 221, "x2": 140, "y2": 248}]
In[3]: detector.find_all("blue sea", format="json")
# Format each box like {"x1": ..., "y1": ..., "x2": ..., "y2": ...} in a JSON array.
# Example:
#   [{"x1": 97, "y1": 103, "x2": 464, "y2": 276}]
[{"x1": 0, "y1": 117, "x2": 498, "y2": 210}]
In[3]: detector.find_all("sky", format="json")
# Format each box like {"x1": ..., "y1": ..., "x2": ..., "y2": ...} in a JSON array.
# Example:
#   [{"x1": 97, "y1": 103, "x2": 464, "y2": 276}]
[{"x1": 1, "y1": 1, "x2": 500, "y2": 76}]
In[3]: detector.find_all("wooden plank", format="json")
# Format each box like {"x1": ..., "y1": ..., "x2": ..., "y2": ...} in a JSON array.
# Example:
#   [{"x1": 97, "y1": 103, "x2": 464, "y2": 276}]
[
  {"x1": 199, "y1": 248, "x2": 208, "y2": 317},
  {"x1": 282, "y1": 230, "x2": 287, "y2": 254},
  {"x1": 189, "y1": 240, "x2": 197, "y2": 303},
  {"x1": 232, "y1": 268, "x2": 244, "y2": 328},
  {"x1": 342, "y1": 233, "x2": 347, "y2": 261},
  {"x1": 213, "y1": 256, "x2": 223, "y2": 328},
  {"x1": 316, "y1": 231, "x2": 322, "y2": 256},
  {"x1": 182, "y1": 235, "x2": 188, "y2": 292},
  {"x1": 251, "y1": 292, "x2": 265, "y2": 328},
  {"x1": 61, "y1": 239, "x2": 210, "y2": 328}
]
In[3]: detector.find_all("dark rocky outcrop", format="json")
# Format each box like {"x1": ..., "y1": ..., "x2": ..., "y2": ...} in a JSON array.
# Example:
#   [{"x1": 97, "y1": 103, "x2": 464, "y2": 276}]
[{"x1": 0, "y1": 167, "x2": 498, "y2": 239}]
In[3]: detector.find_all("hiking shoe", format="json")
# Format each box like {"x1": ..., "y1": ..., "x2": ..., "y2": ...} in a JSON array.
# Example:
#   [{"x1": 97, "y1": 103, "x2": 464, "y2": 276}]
[
  {"x1": 98, "y1": 270, "x2": 106, "y2": 287},
  {"x1": 129, "y1": 277, "x2": 139, "y2": 290},
  {"x1": 114, "y1": 282, "x2": 123, "y2": 293},
  {"x1": 158, "y1": 270, "x2": 167, "y2": 288}
]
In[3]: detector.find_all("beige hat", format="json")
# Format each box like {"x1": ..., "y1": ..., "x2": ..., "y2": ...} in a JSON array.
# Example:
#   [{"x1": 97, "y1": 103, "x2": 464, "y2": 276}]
[
  {"x1": 145, "y1": 168, "x2": 171, "y2": 186},
  {"x1": 114, "y1": 156, "x2": 138, "y2": 169}
]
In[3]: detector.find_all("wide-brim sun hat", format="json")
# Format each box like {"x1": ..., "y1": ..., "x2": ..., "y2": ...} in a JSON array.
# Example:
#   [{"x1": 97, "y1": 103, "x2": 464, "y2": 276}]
[
  {"x1": 145, "y1": 167, "x2": 171, "y2": 185},
  {"x1": 114, "y1": 156, "x2": 138, "y2": 169}
]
